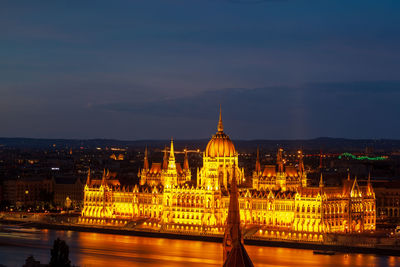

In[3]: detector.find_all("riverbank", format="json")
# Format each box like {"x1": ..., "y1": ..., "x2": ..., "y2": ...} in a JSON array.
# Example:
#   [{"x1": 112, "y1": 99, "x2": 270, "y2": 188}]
[{"x1": 1, "y1": 219, "x2": 399, "y2": 256}]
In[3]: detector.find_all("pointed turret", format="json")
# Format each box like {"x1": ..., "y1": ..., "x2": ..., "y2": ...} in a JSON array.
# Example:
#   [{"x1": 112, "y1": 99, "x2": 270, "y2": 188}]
[
  {"x1": 183, "y1": 147, "x2": 189, "y2": 170},
  {"x1": 347, "y1": 171, "x2": 351, "y2": 181},
  {"x1": 255, "y1": 147, "x2": 261, "y2": 174},
  {"x1": 223, "y1": 163, "x2": 254, "y2": 267},
  {"x1": 218, "y1": 105, "x2": 224, "y2": 132},
  {"x1": 86, "y1": 168, "x2": 91, "y2": 186},
  {"x1": 350, "y1": 176, "x2": 361, "y2": 198},
  {"x1": 162, "y1": 145, "x2": 168, "y2": 170},
  {"x1": 319, "y1": 173, "x2": 324, "y2": 188},
  {"x1": 169, "y1": 138, "x2": 175, "y2": 160},
  {"x1": 164, "y1": 138, "x2": 177, "y2": 186},
  {"x1": 143, "y1": 146, "x2": 149, "y2": 170}
]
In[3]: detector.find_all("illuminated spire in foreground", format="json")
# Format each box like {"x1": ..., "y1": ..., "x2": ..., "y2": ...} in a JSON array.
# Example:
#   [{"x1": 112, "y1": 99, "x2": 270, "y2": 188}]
[{"x1": 223, "y1": 164, "x2": 254, "y2": 267}]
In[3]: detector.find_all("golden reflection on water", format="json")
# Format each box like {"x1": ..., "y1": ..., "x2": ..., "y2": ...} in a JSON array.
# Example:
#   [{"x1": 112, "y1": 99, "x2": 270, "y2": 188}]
[
  {"x1": 0, "y1": 228, "x2": 399, "y2": 267},
  {"x1": 74, "y1": 233, "x2": 222, "y2": 266},
  {"x1": 76, "y1": 232, "x2": 221, "y2": 267},
  {"x1": 68, "y1": 232, "x2": 399, "y2": 267}
]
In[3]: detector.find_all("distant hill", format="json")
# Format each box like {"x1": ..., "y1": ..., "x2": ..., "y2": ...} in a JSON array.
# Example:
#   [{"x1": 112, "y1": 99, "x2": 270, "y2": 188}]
[{"x1": 1, "y1": 137, "x2": 400, "y2": 153}]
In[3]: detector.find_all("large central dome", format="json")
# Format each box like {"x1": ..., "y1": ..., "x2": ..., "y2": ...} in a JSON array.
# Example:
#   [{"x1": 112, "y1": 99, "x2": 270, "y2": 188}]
[{"x1": 205, "y1": 108, "x2": 236, "y2": 158}]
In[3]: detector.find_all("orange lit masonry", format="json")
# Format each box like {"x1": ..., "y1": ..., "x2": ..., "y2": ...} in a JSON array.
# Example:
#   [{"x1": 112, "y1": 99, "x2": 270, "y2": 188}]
[{"x1": 80, "y1": 110, "x2": 376, "y2": 240}]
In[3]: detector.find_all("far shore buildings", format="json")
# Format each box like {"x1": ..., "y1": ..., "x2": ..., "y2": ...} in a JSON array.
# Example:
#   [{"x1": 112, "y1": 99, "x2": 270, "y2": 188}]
[
  {"x1": 81, "y1": 110, "x2": 376, "y2": 240},
  {"x1": 2, "y1": 177, "x2": 53, "y2": 207},
  {"x1": 2, "y1": 176, "x2": 84, "y2": 209}
]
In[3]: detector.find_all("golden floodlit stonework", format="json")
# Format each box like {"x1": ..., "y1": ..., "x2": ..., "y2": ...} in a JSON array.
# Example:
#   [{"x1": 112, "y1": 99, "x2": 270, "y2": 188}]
[{"x1": 80, "y1": 110, "x2": 376, "y2": 240}]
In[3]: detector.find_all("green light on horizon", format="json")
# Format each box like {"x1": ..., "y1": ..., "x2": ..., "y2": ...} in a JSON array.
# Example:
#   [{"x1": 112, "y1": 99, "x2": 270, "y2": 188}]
[{"x1": 338, "y1": 152, "x2": 386, "y2": 161}]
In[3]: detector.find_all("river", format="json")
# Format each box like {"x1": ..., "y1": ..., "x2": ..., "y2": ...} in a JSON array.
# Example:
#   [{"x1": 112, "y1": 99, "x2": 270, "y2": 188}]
[{"x1": 0, "y1": 227, "x2": 398, "y2": 267}]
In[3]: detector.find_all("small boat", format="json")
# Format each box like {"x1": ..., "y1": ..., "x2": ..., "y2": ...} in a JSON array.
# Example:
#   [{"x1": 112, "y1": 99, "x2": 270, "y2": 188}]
[{"x1": 313, "y1": 250, "x2": 336, "y2": 255}]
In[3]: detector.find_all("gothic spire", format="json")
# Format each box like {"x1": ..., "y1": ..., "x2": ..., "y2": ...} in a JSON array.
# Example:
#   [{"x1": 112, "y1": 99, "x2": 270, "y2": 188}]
[
  {"x1": 223, "y1": 163, "x2": 254, "y2": 267},
  {"x1": 319, "y1": 173, "x2": 324, "y2": 188},
  {"x1": 183, "y1": 147, "x2": 189, "y2": 170},
  {"x1": 169, "y1": 138, "x2": 175, "y2": 160},
  {"x1": 223, "y1": 163, "x2": 241, "y2": 261},
  {"x1": 143, "y1": 146, "x2": 149, "y2": 170},
  {"x1": 86, "y1": 168, "x2": 91, "y2": 185}
]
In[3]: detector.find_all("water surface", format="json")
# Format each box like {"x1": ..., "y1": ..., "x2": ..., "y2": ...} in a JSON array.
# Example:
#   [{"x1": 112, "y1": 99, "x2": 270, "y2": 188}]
[{"x1": 0, "y1": 228, "x2": 398, "y2": 267}]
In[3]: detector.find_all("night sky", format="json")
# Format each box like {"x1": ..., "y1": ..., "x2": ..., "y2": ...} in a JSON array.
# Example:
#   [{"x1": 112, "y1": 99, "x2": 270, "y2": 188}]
[{"x1": 1, "y1": 1, "x2": 399, "y2": 140}]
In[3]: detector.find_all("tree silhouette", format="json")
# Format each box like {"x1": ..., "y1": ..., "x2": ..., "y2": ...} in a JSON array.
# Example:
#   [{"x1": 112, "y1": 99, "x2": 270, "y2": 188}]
[{"x1": 49, "y1": 238, "x2": 71, "y2": 267}]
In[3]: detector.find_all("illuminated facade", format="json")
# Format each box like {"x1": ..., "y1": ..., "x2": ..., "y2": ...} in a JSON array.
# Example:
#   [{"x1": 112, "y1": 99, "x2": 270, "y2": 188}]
[
  {"x1": 252, "y1": 147, "x2": 307, "y2": 191},
  {"x1": 138, "y1": 144, "x2": 191, "y2": 187},
  {"x1": 80, "y1": 110, "x2": 376, "y2": 238}
]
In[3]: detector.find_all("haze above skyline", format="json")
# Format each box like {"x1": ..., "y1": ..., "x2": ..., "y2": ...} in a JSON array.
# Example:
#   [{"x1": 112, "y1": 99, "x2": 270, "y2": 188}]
[{"x1": 1, "y1": 1, "x2": 399, "y2": 140}]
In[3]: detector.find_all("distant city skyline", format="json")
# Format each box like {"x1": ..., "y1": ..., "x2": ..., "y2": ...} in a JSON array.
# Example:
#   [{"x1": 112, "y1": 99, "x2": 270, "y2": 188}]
[{"x1": 1, "y1": 1, "x2": 400, "y2": 140}]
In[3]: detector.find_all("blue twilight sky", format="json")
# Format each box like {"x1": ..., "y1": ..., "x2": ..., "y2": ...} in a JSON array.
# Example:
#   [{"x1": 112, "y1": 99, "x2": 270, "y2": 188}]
[{"x1": 1, "y1": 0, "x2": 399, "y2": 140}]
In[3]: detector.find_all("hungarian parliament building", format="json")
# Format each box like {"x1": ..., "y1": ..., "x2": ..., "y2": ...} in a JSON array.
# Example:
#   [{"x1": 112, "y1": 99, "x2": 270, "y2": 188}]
[{"x1": 80, "y1": 111, "x2": 376, "y2": 240}]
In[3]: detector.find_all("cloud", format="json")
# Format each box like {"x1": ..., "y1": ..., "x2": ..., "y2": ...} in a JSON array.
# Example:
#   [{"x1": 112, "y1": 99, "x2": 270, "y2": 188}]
[
  {"x1": 95, "y1": 81, "x2": 400, "y2": 116},
  {"x1": 1, "y1": 79, "x2": 399, "y2": 139},
  {"x1": 92, "y1": 81, "x2": 400, "y2": 139}
]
